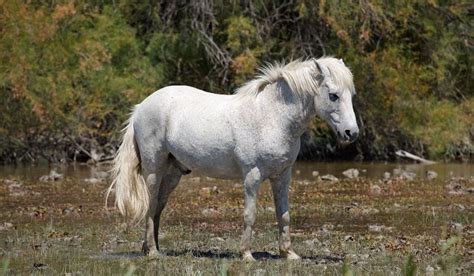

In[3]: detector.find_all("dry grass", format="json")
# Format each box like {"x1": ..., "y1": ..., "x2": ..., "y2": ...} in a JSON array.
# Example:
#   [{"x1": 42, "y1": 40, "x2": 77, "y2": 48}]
[{"x1": 0, "y1": 163, "x2": 472, "y2": 275}]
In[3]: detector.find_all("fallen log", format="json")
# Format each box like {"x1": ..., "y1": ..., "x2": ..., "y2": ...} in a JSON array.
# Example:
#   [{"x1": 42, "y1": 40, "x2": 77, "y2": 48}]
[{"x1": 395, "y1": 150, "x2": 436, "y2": 164}]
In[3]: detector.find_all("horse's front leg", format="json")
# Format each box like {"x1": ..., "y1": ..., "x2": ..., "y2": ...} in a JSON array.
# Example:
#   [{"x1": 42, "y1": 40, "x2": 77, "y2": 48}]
[
  {"x1": 270, "y1": 167, "x2": 301, "y2": 260},
  {"x1": 240, "y1": 167, "x2": 263, "y2": 261}
]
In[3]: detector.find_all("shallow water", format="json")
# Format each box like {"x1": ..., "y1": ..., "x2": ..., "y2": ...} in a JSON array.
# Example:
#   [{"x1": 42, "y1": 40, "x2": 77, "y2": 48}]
[
  {"x1": 1, "y1": 161, "x2": 470, "y2": 181},
  {"x1": 293, "y1": 161, "x2": 472, "y2": 180}
]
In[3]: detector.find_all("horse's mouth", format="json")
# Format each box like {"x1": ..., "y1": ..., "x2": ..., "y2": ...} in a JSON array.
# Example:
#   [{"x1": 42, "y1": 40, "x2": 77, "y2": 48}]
[{"x1": 336, "y1": 131, "x2": 354, "y2": 145}]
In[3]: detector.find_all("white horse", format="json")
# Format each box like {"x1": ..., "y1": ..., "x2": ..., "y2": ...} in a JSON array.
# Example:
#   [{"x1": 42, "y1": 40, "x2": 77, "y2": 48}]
[{"x1": 107, "y1": 57, "x2": 358, "y2": 261}]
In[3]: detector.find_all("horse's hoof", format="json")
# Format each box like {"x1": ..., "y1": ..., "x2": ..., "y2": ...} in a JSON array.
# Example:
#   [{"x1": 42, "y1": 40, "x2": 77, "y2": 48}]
[
  {"x1": 142, "y1": 243, "x2": 160, "y2": 258},
  {"x1": 242, "y1": 251, "x2": 256, "y2": 262},
  {"x1": 281, "y1": 250, "x2": 301, "y2": 260},
  {"x1": 145, "y1": 249, "x2": 161, "y2": 259}
]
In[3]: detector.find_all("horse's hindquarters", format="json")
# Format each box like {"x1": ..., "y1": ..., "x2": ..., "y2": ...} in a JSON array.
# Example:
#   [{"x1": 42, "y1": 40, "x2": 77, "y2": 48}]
[{"x1": 137, "y1": 86, "x2": 243, "y2": 180}]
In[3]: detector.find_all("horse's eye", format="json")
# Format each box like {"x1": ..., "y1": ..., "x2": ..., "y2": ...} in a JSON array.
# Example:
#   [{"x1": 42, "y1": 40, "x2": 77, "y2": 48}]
[{"x1": 329, "y1": 93, "x2": 339, "y2": 102}]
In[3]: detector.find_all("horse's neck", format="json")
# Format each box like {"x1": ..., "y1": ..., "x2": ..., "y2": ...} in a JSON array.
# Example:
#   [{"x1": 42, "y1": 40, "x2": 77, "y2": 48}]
[{"x1": 256, "y1": 81, "x2": 315, "y2": 138}]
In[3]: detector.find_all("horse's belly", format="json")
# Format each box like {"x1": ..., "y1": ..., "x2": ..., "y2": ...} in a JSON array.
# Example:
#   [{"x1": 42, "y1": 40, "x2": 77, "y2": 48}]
[
  {"x1": 167, "y1": 127, "x2": 242, "y2": 179},
  {"x1": 192, "y1": 162, "x2": 241, "y2": 179},
  {"x1": 171, "y1": 148, "x2": 241, "y2": 179}
]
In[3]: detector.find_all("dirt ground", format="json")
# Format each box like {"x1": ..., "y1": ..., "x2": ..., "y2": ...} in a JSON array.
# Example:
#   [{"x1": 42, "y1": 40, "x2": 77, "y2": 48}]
[{"x1": 0, "y1": 163, "x2": 472, "y2": 275}]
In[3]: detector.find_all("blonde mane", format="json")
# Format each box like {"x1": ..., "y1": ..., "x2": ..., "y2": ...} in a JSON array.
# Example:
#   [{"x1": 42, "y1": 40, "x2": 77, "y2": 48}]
[{"x1": 235, "y1": 57, "x2": 355, "y2": 98}]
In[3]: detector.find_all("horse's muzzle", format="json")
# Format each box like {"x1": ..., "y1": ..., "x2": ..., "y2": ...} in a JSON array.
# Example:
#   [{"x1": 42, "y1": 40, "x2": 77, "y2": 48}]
[{"x1": 337, "y1": 127, "x2": 359, "y2": 144}]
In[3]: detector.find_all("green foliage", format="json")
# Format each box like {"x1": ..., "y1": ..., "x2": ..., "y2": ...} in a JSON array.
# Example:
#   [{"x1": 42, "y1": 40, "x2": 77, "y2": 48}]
[
  {"x1": 342, "y1": 259, "x2": 354, "y2": 276},
  {"x1": 0, "y1": 1, "x2": 472, "y2": 162},
  {"x1": 0, "y1": 2, "x2": 160, "y2": 162},
  {"x1": 438, "y1": 235, "x2": 462, "y2": 274},
  {"x1": 404, "y1": 254, "x2": 417, "y2": 276},
  {"x1": 1, "y1": 257, "x2": 9, "y2": 276},
  {"x1": 315, "y1": 0, "x2": 473, "y2": 160},
  {"x1": 225, "y1": 16, "x2": 258, "y2": 53}
]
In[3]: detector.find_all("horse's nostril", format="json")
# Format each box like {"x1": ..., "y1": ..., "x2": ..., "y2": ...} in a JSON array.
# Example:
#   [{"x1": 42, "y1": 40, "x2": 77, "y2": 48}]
[{"x1": 345, "y1": 129, "x2": 352, "y2": 138}]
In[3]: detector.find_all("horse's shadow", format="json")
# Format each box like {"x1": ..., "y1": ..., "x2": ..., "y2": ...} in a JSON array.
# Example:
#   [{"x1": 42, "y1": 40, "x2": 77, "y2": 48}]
[{"x1": 108, "y1": 250, "x2": 342, "y2": 263}]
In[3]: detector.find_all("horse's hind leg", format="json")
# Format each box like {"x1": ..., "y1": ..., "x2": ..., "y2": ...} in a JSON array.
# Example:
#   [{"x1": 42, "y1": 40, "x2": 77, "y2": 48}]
[
  {"x1": 152, "y1": 163, "x2": 183, "y2": 252},
  {"x1": 142, "y1": 154, "x2": 168, "y2": 257}
]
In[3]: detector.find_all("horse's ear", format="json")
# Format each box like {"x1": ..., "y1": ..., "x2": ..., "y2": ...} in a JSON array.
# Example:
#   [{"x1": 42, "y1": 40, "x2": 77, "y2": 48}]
[
  {"x1": 314, "y1": 60, "x2": 330, "y2": 78},
  {"x1": 314, "y1": 59, "x2": 330, "y2": 85}
]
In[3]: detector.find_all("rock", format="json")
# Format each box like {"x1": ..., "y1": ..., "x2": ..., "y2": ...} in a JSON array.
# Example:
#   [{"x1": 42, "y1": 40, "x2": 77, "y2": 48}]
[
  {"x1": 368, "y1": 225, "x2": 383, "y2": 232},
  {"x1": 200, "y1": 186, "x2": 220, "y2": 196},
  {"x1": 39, "y1": 175, "x2": 49, "y2": 182},
  {"x1": 450, "y1": 222, "x2": 464, "y2": 233},
  {"x1": 453, "y1": 204, "x2": 465, "y2": 211},
  {"x1": 211, "y1": 237, "x2": 224, "y2": 242},
  {"x1": 92, "y1": 170, "x2": 109, "y2": 179},
  {"x1": 322, "y1": 223, "x2": 334, "y2": 231},
  {"x1": 264, "y1": 206, "x2": 275, "y2": 212},
  {"x1": 370, "y1": 185, "x2": 382, "y2": 195},
  {"x1": 426, "y1": 170, "x2": 438, "y2": 180},
  {"x1": 49, "y1": 170, "x2": 63, "y2": 180},
  {"x1": 425, "y1": 265, "x2": 435, "y2": 276},
  {"x1": 400, "y1": 171, "x2": 416, "y2": 181},
  {"x1": 0, "y1": 222, "x2": 14, "y2": 231},
  {"x1": 39, "y1": 169, "x2": 63, "y2": 182},
  {"x1": 402, "y1": 171, "x2": 416, "y2": 181},
  {"x1": 62, "y1": 207, "x2": 75, "y2": 215},
  {"x1": 383, "y1": 172, "x2": 391, "y2": 180},
  {"x1": 201, "y1": 208, "x2": 218, "y2": 216},
  {"x1": 312, "y1": 171, "x2": 319, "y2": 177},
  {"x1": 393, "y1": 168, "x2": 402, "y2": 175},
  {"x1": 448, "y1": 190, "x2": 465, "y2": 196},
  {"x1": 344, "y1": 235, "x2": 354, "y2": 241},
  {"x1": 342, "y1": 168, "x2": 359, "y2": 179},
  {"x1": 446, "y1": 179, "x2": 466, "y2": 195},
  {"x1": 5, "y1": 179, "x2": 26, "y2": 197},
  {"x1": 33, "y1": 263, "x2": 48, "y2": 270},
  {"x1": 303, "y1": 238, "x2": 321, "y2": 247},
  {"x1": 368, "y1": 224, "x2": 393, "y2": 232},
  {"x1": 84, "y1": 177, "x2": 103, "y2": 184},
  {"x1": 321, "y1": 174, "x2": 338, "y2": 182},
  {"x1": 365, "y1": 207, "x2": 379, "y2": 215},
  {"x1": 444, "y1": 177, "x2": 474, "y2": 195},
  {"x1": 5, "y1": 179, "x2": 21, "y2": 187}
]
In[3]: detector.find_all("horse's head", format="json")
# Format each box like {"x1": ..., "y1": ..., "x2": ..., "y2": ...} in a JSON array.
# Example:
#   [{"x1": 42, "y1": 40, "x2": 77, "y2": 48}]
[{"x1": 313, "y1": 58, "x2": 359, "y2": 144}]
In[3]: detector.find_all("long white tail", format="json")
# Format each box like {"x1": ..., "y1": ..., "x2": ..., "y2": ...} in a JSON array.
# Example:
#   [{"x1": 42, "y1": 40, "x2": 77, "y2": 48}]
[{"x1": 106, "y1": 118, "x2": 149, "y2": 223}]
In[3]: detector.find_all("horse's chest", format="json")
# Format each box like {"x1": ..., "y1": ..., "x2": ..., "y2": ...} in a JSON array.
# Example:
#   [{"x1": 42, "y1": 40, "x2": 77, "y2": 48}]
[
  {"x1": 237, "y1": 137, "x2": 300, "y2": 173},
  {"x1": 260, "y1": 143, "x2": 298, "y2": 167}
]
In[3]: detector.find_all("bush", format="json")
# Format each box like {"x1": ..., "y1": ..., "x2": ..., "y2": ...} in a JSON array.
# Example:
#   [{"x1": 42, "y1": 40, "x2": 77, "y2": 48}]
[{"x1": 0, "y1": 1, "x2": 472, "y2": 162}]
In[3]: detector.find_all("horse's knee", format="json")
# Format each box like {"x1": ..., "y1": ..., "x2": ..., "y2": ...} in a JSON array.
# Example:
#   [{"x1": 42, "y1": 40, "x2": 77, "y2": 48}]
[
  {"x1": 243, "y1": 209, "x2": 256, "y2": 225},
  {"x1": 281, "y1": 211, "x2": 290, "y2": 224}
]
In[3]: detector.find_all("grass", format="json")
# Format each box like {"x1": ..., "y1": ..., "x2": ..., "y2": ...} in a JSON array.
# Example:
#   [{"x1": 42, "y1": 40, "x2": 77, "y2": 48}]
[{"x1": 0, "y1": 164, "x2": 472, "y2": 274}]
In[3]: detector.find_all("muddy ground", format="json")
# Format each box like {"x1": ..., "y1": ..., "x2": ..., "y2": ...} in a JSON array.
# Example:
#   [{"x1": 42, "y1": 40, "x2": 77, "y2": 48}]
[{"x1": 0, "y1": 162, "x2": 472, "y2": 275}]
